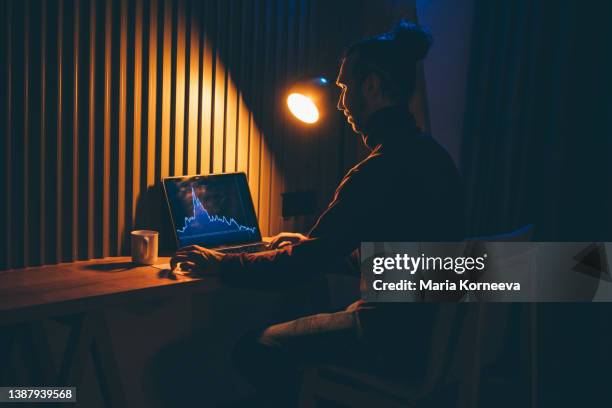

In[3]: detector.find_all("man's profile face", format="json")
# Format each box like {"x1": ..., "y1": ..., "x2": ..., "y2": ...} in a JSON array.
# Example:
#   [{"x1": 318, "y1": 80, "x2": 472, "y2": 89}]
[{"x1": 336, "y1": 57, "x2": 367, "y2": 135}]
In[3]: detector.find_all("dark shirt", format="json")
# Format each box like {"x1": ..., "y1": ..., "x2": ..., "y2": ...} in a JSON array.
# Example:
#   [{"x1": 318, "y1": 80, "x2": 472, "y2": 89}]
[{"x1": 221, "y1": 106, "x2": 465, "y2": 330}]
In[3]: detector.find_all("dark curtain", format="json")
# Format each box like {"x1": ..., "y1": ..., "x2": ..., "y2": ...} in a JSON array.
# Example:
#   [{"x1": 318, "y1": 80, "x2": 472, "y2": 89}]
[
  {"x1": 461, "y1": 0, "x2": 612, "y2": 241},
  {"x1": 461, "y1": 2, "x2": 612, "y2": 406}
]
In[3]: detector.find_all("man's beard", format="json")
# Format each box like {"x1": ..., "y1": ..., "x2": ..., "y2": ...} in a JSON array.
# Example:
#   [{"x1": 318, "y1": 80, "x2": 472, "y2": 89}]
[
  {"x1": 345, "y1": 107, "x2": 365, "y2": 135},
  {"x1": 347, "y1": 111, "x2": 375, "y2": 149}
]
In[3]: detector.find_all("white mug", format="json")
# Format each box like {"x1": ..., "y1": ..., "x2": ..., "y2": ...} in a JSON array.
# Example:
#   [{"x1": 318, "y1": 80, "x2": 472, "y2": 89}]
[{"x1": 131, "y1": 230, "x2": 159, "y2": 265}]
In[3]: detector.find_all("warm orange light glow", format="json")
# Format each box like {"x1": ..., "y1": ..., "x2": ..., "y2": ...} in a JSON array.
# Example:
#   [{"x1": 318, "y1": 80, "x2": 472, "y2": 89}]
[{"x1": 287, "y1": 93, "x2": 320, "y2": 124}]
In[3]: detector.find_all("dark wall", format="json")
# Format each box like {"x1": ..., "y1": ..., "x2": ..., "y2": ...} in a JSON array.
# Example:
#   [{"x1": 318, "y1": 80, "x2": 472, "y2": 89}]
[{"x1": 417, "y1": 0, "x2": 475, "y2": 164}]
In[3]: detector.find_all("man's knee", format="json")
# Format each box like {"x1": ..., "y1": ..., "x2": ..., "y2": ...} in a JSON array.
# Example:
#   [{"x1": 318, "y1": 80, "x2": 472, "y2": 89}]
[
  {"x1": 234, "y1": 330, "x2": 262, "y2": 366},
  {"x1": 232, "y1": 326, "x2": 300, "y2": 394},
  {"x1": 233, "y1": 328, "x2": 281, "y2": 376},
  {"x1": 259, "y1": 320, "x2": 294, "y2": 348},
  {"x1": 235, "y1": 323, "x2": 285, "y2": 354}
]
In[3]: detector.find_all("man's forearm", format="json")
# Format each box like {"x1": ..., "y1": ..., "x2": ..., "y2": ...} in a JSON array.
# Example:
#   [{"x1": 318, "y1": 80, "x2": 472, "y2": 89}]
[{"x1": 218, "y1": 238, "x2": 352, "y2": 289}]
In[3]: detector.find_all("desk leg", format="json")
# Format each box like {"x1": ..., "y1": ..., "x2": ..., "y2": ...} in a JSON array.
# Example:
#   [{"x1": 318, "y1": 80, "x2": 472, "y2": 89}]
[
  {"x1": 0, "y1": 326, "x2": 20, "y2": 384},
  {"x1": 90, "y1": 312, "x2": 126, "y2": 408},
  {"x1": 58, "y1": 314, "x2": 93, "y2": 387},
  {"x1": 29, "y1": 321, "x2": 58, "y2": 384},
  {"x1": 0, "y1": 322, "x2": 57, "y2": 385},
  {"x1": 58, "y1": 312, "x2": 126, "y2": 408}
]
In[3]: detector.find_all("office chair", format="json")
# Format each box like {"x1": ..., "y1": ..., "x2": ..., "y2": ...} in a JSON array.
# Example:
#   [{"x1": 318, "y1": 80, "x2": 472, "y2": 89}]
[{"x1": 299, "y1": 225, "x2": 536, "y2": 408}]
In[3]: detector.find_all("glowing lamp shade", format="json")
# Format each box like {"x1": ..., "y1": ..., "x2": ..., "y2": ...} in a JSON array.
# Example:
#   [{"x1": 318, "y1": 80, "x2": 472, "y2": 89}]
[{"x1": 287, "y1": 93, "x2": 320, "y2": 124}]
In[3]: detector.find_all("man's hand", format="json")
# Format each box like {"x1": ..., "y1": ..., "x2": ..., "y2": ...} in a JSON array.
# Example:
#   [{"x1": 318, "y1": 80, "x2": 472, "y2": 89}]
[
  {"x1": 170, "y1": 245, "x2": 225, "y2": 275},
  {"x1": 269, "y1": 232, "x2": 308, "y2": 249}
]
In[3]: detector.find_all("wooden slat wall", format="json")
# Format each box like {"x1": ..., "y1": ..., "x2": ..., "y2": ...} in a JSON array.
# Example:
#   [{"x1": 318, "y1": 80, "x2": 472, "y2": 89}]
[
  {"x1": 0, "y1": 0, "x2": 323, "y2": 270},
  {"x1": 0, "y1": 0, "x2": 424, "y2": 271}
]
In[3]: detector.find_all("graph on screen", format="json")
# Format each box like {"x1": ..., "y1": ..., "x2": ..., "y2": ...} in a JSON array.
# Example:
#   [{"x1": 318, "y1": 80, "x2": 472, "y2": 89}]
[{"x1": 177, "y1": 185, "x2": 257, "y2": 243}]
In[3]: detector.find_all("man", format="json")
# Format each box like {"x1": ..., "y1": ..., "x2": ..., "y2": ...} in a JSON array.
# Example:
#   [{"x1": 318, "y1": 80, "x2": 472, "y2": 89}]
[{"x1": 171, "y1": 20, "x2": 464, "y2": 406}]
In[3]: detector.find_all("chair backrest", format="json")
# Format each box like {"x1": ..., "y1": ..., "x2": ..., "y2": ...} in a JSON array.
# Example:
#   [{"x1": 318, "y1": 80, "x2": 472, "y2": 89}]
[
  {"x1": 467, "y1": 223, "x2": 535, "y2": 242},
  {"x1": 362, "y1": 226, "x2": 536, "y2": 396},
  {"x1": 413, "y1": 303, "x2": 474, "y2": 396},
  {"x1": 421, "y1": 224, "x2": 535, "y2": 380}
]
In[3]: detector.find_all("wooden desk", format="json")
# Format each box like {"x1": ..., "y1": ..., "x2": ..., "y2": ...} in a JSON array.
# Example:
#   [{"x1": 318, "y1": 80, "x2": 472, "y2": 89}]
[
  {"x1": 0, "y1": 257, "x2": 218, "y2": 407},
  {"x1": 0, "y1": 257, "x2": 219, "y2": 326}
]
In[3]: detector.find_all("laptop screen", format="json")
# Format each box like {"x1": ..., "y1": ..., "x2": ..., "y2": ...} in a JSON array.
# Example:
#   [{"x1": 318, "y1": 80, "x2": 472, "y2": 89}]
[{"x1": 163, "y1": 173, "x2": 262, "y2": 248}]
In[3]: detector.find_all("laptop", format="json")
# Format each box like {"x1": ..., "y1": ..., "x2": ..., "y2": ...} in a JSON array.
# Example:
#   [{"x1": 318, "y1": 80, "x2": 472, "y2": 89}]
[{"x1": 162, "y1": 172, "x2": 271, "y2": 254}]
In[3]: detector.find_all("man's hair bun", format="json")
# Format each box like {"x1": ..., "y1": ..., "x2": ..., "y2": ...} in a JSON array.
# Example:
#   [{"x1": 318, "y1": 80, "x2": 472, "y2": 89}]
[
  {"x1": 342, "y1": 19, "x2": 433, "y2": 104},
  {"x1": 389, "y1": 20, "x2": 433, "y2": 62}
]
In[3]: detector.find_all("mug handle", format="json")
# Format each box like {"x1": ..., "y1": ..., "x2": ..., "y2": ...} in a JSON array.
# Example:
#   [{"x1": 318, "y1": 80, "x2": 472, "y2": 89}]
[{"x1": 140, "y1": 236, "x2": 150, "y2": 260}]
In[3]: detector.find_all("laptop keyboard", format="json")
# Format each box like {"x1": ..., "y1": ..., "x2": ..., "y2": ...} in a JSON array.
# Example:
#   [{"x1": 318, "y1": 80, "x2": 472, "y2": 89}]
[{"x1": 218, "y1": 243, "x2": 271, "y2": 254}]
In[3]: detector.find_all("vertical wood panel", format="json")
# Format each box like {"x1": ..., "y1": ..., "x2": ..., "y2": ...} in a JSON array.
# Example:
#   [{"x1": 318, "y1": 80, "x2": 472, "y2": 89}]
[
  {"x1": 186, "y1": 0, "x2": 200, "y2": 175},
  {"x1": 236, "y1": 96, "x2": 250, "y2": 173},
  {"x1": 38, "y1": 2, "x2": 47, "y2": 265},
  {"x1": 23, "y1": 2, "x2": 30, "y2": 266},
  {"x1": 225, "y1": 80, "x2": 238, "y2": 173},
  {"x1": 146, "y1": 0, "x2": 158, "y2": 188},
  {"x1": 132, "y1": 0, "x2": 143, "y2": 226},
  {"x1": 223, "y1": 1, "x2": 238, "y2": 173},
  {"x1": 12, "y1": 0, "x2": 24, "y2": 268},
  {"x1": 249, "y1": 127, "x2": 262, "y2": 220},
  {"x1": 172, "y1": 0, "x2": 186, "y2": 176},
  {"x1": 2, "y1": 0, "x2": 13, "y2": 269},
  {"x1": 258, "y1": 0, "x2": 275, "y2": 236},
  {"x1": 211, "y1": 56, "x2": 226, "y2": 174},
  {"x1": 1, "y1": 0, "x2": 361, "y2": 270},
  {"x1": 160, "y1": 0, "x2": 172, "y2": 179},
  {"x1": 270, "y1": 0, "x2": 288, "y2": 234},
  {"x1": 88, "y1": 1, "x2": 96, "y2": 259},
  {"x1": 199, "y1": 0, "x2": 213, "y2": 174},
  {"x1": 247, "y1": 2, "x2": 262, "y2": 217},
  {"x1": 117, "y1": 0, "x2": 128, "y2": 254},
  {"x1": 71, "y1": 0, "x2": 79, "y2": 261},
  {"x1": 211, "y1": 0, "x2": 226, "y2": 174},
  {"x1": 103, "y1": 0, "x2": 112, "y2": 257},
  {"x1": 248, "y1": 0, "x2": 263, "y2": 220},
  {"x1": 56, "y1": 0, "x2": 64, "y2": 262},
  {"x1": 235, "y1": 0, "x2": 251, "y2": 174}
]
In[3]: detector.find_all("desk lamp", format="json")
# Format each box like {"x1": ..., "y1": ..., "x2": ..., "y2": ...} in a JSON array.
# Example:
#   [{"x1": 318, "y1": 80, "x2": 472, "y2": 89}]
[{"x1": 286, "y1": 77, "x2": 334, "y2": 125}]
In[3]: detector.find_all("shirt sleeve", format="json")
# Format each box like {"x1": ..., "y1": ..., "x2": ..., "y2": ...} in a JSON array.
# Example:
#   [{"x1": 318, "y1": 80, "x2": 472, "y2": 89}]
[{"x1": 217, "y1": 162, "x2": 370, "y2": 289}]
